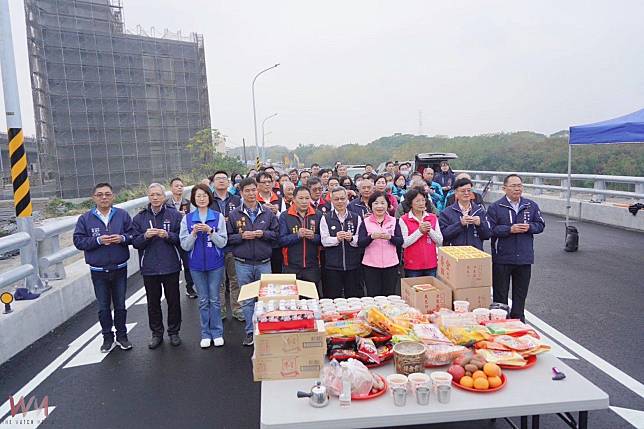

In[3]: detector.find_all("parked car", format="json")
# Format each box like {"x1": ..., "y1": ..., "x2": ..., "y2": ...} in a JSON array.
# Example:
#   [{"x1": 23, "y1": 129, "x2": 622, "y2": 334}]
[{"x1": 414, "y1": 152, "x2": 458, "y2": 174}]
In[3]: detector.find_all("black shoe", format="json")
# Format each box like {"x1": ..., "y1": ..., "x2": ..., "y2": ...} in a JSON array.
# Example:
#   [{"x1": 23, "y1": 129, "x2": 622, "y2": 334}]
[
  {"x1": 169, "y1": 334, "x2": 181, "y2": 347},
  {"x1": 116, "y1": 336, "x2": 133, "y2": 350},
  {"x1": 185, "y1": 285, "x2": 197, "y2": 299},
  {"x1": 242, "y1": 333, "x2": 254, "y2": 347},
  {"x1": 100, "y1": 338, "x2": 115, "y2": 353},
  {"x1": 148, "y1": 336, "x2": 163, "y2": 349}
]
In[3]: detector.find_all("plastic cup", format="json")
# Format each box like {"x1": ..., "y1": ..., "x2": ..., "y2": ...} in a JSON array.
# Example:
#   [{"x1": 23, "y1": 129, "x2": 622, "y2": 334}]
[
  {"x1": 473, "y1": 308, "x2": 490, "y2": 323},
  {"x1": 407, "y1": 372, "x2": 431, "y2": 393},
  {"x1": 392, "y1": 387, "x2": 407, "y2": 407},
  {"x1": 437, "y1": 385, "x2": 451, "y2": 404},
  {"x1": 453, "y1": 300, "x2": 470, "y2": 313},
  {"x1": 386, "y1": 373, "x2": 408, "y2": 392},
  {"x1": 490, "y1": 309, "x2": 508, "y2": 320},
  {"x1": 416, "y1": 386, "x2": 431, "y2": 405},
  {"x1": 430, "y1": 371, "x2": 453, "y2": 393}
]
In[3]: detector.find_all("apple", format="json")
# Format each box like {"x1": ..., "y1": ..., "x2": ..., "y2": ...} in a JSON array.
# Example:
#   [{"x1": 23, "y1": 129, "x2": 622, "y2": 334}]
[{"x1": 448, "y1": 364, "x2": 466, "y2": 382}]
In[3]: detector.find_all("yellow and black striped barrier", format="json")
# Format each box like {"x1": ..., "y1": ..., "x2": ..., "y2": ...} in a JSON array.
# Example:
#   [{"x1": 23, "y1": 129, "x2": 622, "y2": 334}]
[
  {"x1": 7, "y1": 127, "x2": 32, "y2": 217},
  {"x1": 255, "y1": 156, "x2": 261, "y2": 171}
]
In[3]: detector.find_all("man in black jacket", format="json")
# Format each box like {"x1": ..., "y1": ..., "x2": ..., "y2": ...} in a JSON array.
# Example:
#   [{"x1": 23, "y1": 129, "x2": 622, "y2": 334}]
[
  {"x1": 227, "y1": 178, "x2": 279, "y2": 346},
  {"x1": 165, "y1": 177, "x2": 196, "y2": 299},
  {"x1": 133, "y1": 183, "x2": 184, "y2": 349}
]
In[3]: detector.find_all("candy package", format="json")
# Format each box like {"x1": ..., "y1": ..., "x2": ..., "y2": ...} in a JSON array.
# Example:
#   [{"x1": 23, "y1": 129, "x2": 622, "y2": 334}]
[
  {"x1": 325, "y1": 320, "x2": 372, "y2": 338},
  {"x1": 475, "y1": 349, "x2": 527, "y2": 367},
  {"x1": 412, "y1": 323, "x2": 452, "y2": 345},
  {"x1": 356, "y1": 337, "x2": 380, "y2": 364},
  {"x1": 360, "y1": 306, "x2": 410, "y2": 335},
  {"x1": 440, "y1": 325, "x2": 491, "y2": 346},
  {"x1": 482, "y1": 319, "x2": 539, "y2": 338}
]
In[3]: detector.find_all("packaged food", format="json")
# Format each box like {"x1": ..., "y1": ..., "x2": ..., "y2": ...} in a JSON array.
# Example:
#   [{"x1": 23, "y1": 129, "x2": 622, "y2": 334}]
[
  {"x1": 412, "y1": 323, "x2": 452, "y2": 345},
  {"x1": 360, "y1": 306, "x2": 410, "y2": 335},
  {"x1": 357, "y1": 337, "x2": 380, "y2": 364},
  {"x1": 425, "y1": 343, "x2": 468, "y2": 366},
  {"x1": 325, "y1": 320, "x2": 372, "y2": 338},
  {"x1": 322, "y1": 359, "x2": 373, "y2": 396},
  {"x1": 475, "y1": 349, "x2": 527, "y2": 367},
  {"x1": 482, "y1": 319, "x2": 540, "y2": 338},
  {"x1": 258, "y1": 283, "x2": 298, "y2": 297},
  {"x1": 440, "y1": 325, "x2": 491, "y2": 346}
]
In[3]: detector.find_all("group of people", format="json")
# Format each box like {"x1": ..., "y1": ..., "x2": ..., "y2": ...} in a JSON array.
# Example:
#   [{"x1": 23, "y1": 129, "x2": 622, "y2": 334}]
[{"x1": 73, "y1": 161, "x2": 544, "y2": 354}]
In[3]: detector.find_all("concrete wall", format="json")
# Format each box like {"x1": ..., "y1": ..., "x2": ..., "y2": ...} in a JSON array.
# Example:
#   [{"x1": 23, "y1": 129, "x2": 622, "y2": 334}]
[
  {"x1": 0, "y1": 248, "x2": 140, "y2": 365},
  {"x1": 483, "y1": 191, "x2": 644, "y2": 232}
]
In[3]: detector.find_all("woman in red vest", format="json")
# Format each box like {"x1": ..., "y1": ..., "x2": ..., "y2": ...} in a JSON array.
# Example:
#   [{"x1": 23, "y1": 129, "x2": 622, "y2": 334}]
[{"x1": 399, "y1": 188, "x2": 443, "y2": 277}]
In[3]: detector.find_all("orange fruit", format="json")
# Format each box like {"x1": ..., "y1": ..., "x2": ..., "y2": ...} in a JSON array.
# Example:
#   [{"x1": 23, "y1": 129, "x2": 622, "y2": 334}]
[
  {"x1": 484, "y1": 363, "x2": 502, "y2": 377},
  {"x1": 473, "y1": 377, "x2": 489, "y2": 390},
  {"x1": 472, "y1": 370, "x2": 487, "y2": 380},
  {"x1": 488, "y1": 376, "x2": 503, "y2": 388},
  {"x1": 459, "y1": 376, "x2": 474, "y2": 388}
]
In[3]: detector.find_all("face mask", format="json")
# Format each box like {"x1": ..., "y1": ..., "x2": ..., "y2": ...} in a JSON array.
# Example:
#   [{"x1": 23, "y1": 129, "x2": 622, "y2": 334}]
[
  {"x1": 234, "y1": 178, "x2": 241, "y2": 184},
  {"x1": 401, "y1": 170, "x2": 409, "y2": 177}
]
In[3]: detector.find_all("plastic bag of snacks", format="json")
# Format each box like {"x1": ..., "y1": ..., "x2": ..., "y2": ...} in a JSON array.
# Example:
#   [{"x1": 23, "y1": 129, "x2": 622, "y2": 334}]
[
  {"x1": 425, "y1": 343, "x2": 468, "y2": 366},
  {"x1": 481, "y1": 319, "x2": 539, "y2": 338},
  {"x1": 356, "y1": 337, "x2": 380, "y2": 364},
  {"x1": 440, "y1": 325, "x2": 491, "y2": 346},
  {"x1": 391, "y1": 333, "x2": 421, "y2": 344},
  {"x1": 475, "y1": 349, "x2": 527, "y2": 367},
  {"x1": 360, "y1": 306, "x2": 410, "y2": 336},
  {"x1": 325, "y1": 320, "x2": 372, "y2": 338},
  {"x1": 412, "y1": 323, "x2": 453, "y2": 345},
  {"x1": 322, "y1": 359, "x2": 373, "y2": 396}
]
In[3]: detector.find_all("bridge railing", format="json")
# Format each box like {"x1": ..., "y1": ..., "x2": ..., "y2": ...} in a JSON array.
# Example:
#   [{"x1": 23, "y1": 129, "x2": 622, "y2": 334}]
[
  {"x1": 1, "y1": 187, "x2": 193, "y2": 291},
  {"x1": 456, "y1": 170, "x2": 644, "y2": 202}
]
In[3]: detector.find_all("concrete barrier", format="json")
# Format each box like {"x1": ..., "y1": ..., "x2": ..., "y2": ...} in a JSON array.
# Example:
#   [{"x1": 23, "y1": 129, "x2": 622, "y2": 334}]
[
  {"x1": 483, "y1": 191, "x2": 644, "y2": 232},
  {"x1": 0, "y1": 247, "x2": 140, "y2": 365}
]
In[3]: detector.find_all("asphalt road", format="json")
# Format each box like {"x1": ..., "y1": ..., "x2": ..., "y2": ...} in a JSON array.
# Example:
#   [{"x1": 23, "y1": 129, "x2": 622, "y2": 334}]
[{"x1": 0, "y1": 214, "x2": 642, "y2": 429}]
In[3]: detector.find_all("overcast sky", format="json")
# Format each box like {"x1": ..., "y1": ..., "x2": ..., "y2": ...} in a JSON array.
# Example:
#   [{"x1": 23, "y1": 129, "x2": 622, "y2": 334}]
[{"x1": 2, "y1": 0, "x2": 644, "y2": 149}]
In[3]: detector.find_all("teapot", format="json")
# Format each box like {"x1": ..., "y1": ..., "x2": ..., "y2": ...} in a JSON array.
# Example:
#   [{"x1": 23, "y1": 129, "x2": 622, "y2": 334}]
[{"x1": 296, "y1": 381, "x2": 329, "y2": 408}]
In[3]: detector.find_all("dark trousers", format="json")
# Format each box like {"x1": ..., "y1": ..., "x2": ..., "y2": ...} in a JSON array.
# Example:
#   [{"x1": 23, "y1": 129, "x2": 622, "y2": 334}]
[
  {"x1": 91, "y1": 269, "x2": 127, "y2": 340},
  {"x1": 270, "y1": 248, "x2": 283, "y2": 274},
  {"x1": 324, "y1": 269, "x2": 362, "y2": 299},
  {"x1": 143, "y1": 272, "x2": 182, "y2": 337},
  {"x1": 179, "y1": 249, "x2": 193, "y2": 287},
  {"x1": 363, "y1": 265, "x2": 399, "y2": 297},
  {"x1": 405, "y1": 268, "x2": 437, "y2": 278},
  {"x1": 283, "y1": 265, "x2": 321, "y2": 294},
  {"x1": 492, "y1": 263, "x2": 532, "y2": 322}
]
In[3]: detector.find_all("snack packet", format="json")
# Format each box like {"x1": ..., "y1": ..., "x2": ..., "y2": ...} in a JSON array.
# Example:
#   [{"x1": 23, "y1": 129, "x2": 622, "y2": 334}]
[
  {"x1": 440, "y1": 325, "x2": 491, "y2": 346},
  {"x1": 356, "y1": 337, "x2": 380, "y2": 364},
  {"x1": 325, "y1": 320, "x2": 372, "y2": 338}
]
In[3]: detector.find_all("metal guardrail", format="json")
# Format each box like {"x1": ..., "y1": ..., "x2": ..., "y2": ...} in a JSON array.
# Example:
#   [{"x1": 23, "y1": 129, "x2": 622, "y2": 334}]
[
  {"x1": 0, "y1": 187, "x2": 193, "y2": 290},
  {"x1": 456, "y1": 170, "x2": 644, "y2": 202}
]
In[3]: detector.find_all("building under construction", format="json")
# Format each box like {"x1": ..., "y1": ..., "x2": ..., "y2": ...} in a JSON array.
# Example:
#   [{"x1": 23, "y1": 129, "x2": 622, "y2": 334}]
[{"x1": 24, "y1": 0, "x2": 211, "y2": 198}]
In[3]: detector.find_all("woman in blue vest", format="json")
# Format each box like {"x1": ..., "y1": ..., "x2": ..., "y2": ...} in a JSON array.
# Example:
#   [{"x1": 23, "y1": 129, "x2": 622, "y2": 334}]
[{"x1": 180, "y1": 183, "x2": 228, "y2": 348}]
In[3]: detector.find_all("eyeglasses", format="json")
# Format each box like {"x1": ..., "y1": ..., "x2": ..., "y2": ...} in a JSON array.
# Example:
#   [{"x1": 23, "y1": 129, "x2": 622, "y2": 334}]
[
  {"x1": 457, "y1": 188, "x2": 472, "y2": 194},
  {"x1": 506, "y1": 184, "x2": 523, "y2": 188},
  {"x1": 94, "y1": 193, "x2": 113, "y2": 198},
  {"x1": 214, "y1": 176, "x2": 228, "y2": 181},
  {"x1": 259, "y1": 180, "x2": 273, "y2": 184}
]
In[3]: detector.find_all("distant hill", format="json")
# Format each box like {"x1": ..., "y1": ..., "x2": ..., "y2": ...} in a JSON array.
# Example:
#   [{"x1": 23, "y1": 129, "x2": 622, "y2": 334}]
[{"x1": 227, "y1": 132, "x2": 643, "y2": 176}]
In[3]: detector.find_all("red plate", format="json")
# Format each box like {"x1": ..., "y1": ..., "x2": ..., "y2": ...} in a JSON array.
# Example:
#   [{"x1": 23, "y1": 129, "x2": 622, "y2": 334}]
[
  {"x1": 499, "y1": 354, "x2": 537, "y2": 370},
  {"x1": 352, "y1": 374, "x2": 388, "y2": 400},
  {"x1": 452, "y1": 373, "x2": 507, "y2": 393}
]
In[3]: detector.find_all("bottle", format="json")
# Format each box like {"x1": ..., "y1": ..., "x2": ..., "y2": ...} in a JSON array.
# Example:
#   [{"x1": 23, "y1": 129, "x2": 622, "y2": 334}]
[{"x1": 339, "y1": 364, "x2": 352, "y2": 407}]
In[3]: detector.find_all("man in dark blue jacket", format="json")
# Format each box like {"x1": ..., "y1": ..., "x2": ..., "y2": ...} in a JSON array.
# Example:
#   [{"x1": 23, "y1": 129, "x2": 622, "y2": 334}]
[
  {"x1": 227, "y1": 178, "x2": 279, "y2": 346},
  {"x1": 133, "y1": 183, "x2": 183, "y2": 349},
  {"x1": 439, "y1": 178, "x2": 491, "y2": 250},
  {"x1": 210, "y1": 170, "x2": 243, "y2": 322},
  {"x1": 487, "y1": 174, "x2": 546, "y2": 322},
  {"x1": 73, "y1": 183, "x2": 134, "y2": 353}
]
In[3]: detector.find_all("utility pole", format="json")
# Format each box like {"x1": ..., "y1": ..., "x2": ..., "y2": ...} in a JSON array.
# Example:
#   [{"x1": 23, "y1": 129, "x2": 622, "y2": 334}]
[{"x1": 0, "y1": 0, "x2": 47, "y2": 298}]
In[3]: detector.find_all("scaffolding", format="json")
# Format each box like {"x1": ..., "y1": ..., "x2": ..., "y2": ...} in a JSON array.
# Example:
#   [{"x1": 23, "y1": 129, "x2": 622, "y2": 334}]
[{"x1": 24, "y1": 0, "x2": 212, "y2": 198}]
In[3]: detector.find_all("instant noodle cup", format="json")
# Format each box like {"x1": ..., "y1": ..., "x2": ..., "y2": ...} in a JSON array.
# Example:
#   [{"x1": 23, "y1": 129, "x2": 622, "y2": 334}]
[
  {"x1": 473, "y1": 308, "x2": 490, "y2": 323},
  {"x1": 394, "y1": 342, "x2": 426, "y2": 375},
  {"x1": 453, "y1": 300, "x2": 470, "y2": 313},
  {"x1": 490, "y1": 309, "x2": 508, "y2": 320}
]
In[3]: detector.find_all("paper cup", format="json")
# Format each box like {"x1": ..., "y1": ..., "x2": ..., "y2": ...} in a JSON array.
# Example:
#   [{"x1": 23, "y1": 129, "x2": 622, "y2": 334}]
[
  {"x1": 386, "y1": 373, "x2": 408, "y2": 392},
  {"x1": 473, "y1": 308, "x2": 490, "y2": 323},
  {"x1": 453, "y1": 300, "x2": 470, "y2": 313},
  {"x1": 407, "y1": 372, "x2": 431, "y2": 393},
  {"x1": 430, "y1": 371, "x2": 453, "y2": 393},
  {"x1": 490, "y1": 309, "x2": 508, "y2": 320}
]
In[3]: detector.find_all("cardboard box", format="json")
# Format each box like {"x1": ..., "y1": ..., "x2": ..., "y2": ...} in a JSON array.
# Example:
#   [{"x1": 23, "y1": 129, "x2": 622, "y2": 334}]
[
  {"x1": 252, "y1": 352, "x2": 325, "y2": 381},
  {"x1": 451, "y1": 286, "x2": 492, "y2": 310},
  {"x1": 437, "y1": 246, "x2": 492, "y2": 289},
  {"x1": 254, "y1": 320, "x2": 326, "y2": 358},
  {"x1": 401, "y1": 276, "x2": 452, "y2": 314},
  {"x1": 238, "y1": 274, "x2": 318, "y2": 303}
]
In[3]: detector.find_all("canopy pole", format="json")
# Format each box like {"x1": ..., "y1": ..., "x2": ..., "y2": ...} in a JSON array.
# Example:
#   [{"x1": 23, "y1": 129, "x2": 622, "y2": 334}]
[{"x1": 565, "y1": 141, "x2": 572, "y2": 225}]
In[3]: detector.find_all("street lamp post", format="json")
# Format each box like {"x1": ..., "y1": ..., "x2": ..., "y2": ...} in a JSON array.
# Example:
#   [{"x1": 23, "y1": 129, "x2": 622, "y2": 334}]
[
  {"x1": 261, "y1": 113, "x2": 278, "y2": 161},
  {"x1": 252, "y1": 63, "x2": 279, "y2": 161}
]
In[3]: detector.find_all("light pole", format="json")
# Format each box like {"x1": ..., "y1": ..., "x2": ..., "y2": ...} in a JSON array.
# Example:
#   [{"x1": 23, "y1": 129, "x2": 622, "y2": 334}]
[
  {"x1": 261, "y1": 113, "x2": 278, "y2": 161},
  {"x1": 252, "y1": 63, "x2": 279, "y2": 160}
]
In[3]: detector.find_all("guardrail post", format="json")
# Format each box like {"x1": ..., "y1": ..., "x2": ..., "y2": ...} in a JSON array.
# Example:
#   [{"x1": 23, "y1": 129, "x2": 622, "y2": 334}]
[
  {"x1": 37, "y1": 234, "x2": 66, "y2": 280},
  {"x1": 560, "y1": 179, "x2": 569, "y2": 199},
  {"x1": 532, "y1": 177, "x2": 543, "y2": 195},
  {"x1": 636, "y1": 183, "x2": 644, "y2": 203},
  {"x1": 592, "y1": 179, "x2": 606, "y2": 202}
]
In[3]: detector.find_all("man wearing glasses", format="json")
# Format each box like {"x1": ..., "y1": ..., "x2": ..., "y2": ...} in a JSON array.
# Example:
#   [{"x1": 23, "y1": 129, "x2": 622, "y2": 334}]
[
  {"x1": 439, "y1": 177, "x2": 491, "y2": 250},
  {"x1": 73, "y1": 183, "x2": 134, "y2": 353},
  {"x1": 487, "y1": 174, "x2": 545, "y2": 322}
]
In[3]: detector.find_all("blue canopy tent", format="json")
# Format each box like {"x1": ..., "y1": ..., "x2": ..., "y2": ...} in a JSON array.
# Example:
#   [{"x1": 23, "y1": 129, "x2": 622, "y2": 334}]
[{"x1": 565, "y1": 108, "x2": 644, "y2": 224}]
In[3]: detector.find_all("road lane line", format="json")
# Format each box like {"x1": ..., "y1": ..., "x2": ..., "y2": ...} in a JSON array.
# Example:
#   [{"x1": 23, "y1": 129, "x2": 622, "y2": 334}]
[
  {"x1": 0, "y1": 286, "x2": 146, "y2": 422},
  {"x1": 609, "y1": 406, "x2": 644, "y2": 428},
  {"x1": 525, "y1": 308, "x2": 644, "y2": 399},
  {"x1": 63, "y1": 323, "x2": 137, "y2": 368}
]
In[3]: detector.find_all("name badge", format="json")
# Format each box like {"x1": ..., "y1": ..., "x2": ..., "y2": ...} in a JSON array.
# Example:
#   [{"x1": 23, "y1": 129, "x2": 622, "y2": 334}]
[{"x1": 207, "y1": 242, "x2": 213, "y2": 248}]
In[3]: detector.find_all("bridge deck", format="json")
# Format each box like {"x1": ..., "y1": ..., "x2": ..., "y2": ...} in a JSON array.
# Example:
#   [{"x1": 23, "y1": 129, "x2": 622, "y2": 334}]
[{"x1": 0, "y1": 214, "x2": 642, "y2": 428}]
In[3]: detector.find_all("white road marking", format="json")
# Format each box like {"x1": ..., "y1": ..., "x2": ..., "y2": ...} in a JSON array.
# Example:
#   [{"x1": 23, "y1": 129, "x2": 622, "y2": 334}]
[
  {"x1": 1, "y1": 406, "x2": 56, "y2": 428},
  {"x1": 63, "y1": 323, "x2": 137, "y2": 368},
  {"x1": 0, "y1": 286, "x2": 146, "y2": 422},
  {"x1": 525, "y1": 308, "x2": 644, "y2": 399},
  {"x1": 610, "y1": 406, "x2": 644, "y2": 428}
]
